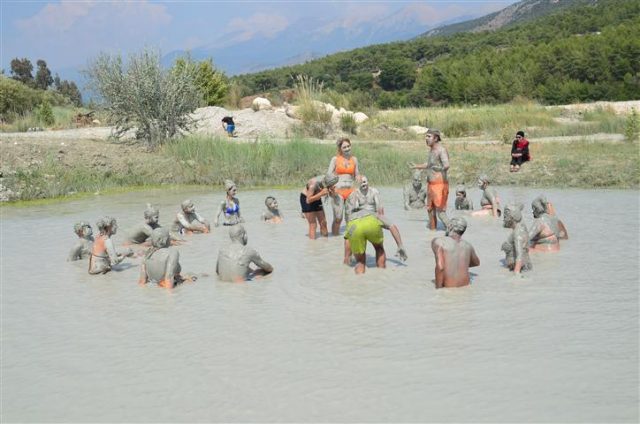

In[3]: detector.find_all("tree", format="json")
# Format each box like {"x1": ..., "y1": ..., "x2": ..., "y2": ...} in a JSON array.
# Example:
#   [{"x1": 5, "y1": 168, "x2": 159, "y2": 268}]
[
  {"x1": 35, "y1": 59, "x2": 53, "y2": 90},
  {"x1": 84, "y1": 48, "x2": 201, "y2": 147},
  {"x1": 174, "y1": 57, "x2": 228, "y2": 106},
  {"x1": 10, "y1": 58, "x2": 34, "y2": 86},
  {"x1": 378, "y1": 58, "x2": 416, "y2": 91}
]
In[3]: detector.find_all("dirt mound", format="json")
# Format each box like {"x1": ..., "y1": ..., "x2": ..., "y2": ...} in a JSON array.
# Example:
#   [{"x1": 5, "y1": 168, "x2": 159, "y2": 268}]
[{"x1": 190, "y1": 106, "x2": 300, "y2": 139}]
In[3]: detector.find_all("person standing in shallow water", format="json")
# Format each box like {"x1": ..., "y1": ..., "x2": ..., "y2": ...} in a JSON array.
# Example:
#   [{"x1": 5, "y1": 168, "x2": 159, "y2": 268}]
[
  {"x1": 215, "y1": 180, "x2": 244, "y2": 227},
  {"x1": 327, "y1": 138, "x2": 360, "y2": 235},
  {"x1": 300, "y1": 173, "x2": 339, "y2": 239},
  {"x1": 68, "y1": 221, "x2": 94, "y2": 261},
  {"x1": 410, "y1": 129, "x2": 450, "y2": 230},
  {"x1": 88, "y1": 216, "x2": 133, "y2": 274},
  {"x1": 216, "y1": 225, "x2": 273, "y2": 282},
  {"x1": 501, "y1": 203, "x2": 532, "y2": 275},
  {"x1": 431, "y1": 217, "x2": 479, "y2": 288}
]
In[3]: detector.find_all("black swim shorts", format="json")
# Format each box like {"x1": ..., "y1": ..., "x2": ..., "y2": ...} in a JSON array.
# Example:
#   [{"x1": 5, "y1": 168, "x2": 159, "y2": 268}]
[{"x1": 300, "y1": 192, "x2": 323, "y2": 213}]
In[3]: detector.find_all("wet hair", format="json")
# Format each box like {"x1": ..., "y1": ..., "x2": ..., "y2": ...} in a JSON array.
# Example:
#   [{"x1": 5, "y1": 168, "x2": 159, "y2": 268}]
[
  {"x1": 531, "y1": 196, "x2": 546, "y2": 217},
  {"x1": 412, "y1": 169, "x2": 422, "y2": 180},
  {"x1": 321, "y1": 173, "x2": 339, "y2": 189},
  {"x1": 516, "y1": 130, "x2": 525, "y2": 138},
  {"x1": 447, "y1": 217, "x2": 467, "y2": 235},
  {"x1": 228, "y1": 224, "x2": 246, "y2": 242},
  {"x1": 144, "y1": 203, "x2": 159, "y2": 220},
  {"x1": 427, "y1": 128, "x2": 441, "y2": 141},
  {"x1": 336, "y1": 137, "x2": 351, "y2": 153},
  {"x1": 96, "y1": 216, "x2": 116, "y2": 232},
  {"x1": 456, "y1": 185, "x2": 467, "y2": 195},
  {"x1": 150, "y1": 227, "x2": 171, "y2": 249},
  {"x1": 73, "y1": 221, "x2": 90, "y2": 235},
  {"x1": 224, "y1": 179, "x2": 236, "y2": 193},
  {"x1": 265, "y1": 196, "x2": 277, "y2": 208},
  {"x1": 504, "y1": 203, "x2": 524, "y2": 223},
  {"x1": 181, "y1": 199, "x2": 194, "y2": 210}
]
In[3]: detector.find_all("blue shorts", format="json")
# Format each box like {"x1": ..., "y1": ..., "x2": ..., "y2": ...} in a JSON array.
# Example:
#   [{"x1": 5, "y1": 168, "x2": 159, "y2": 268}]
[{"x1": 226, "y1": 124, "x2": 235, "y2": 134}]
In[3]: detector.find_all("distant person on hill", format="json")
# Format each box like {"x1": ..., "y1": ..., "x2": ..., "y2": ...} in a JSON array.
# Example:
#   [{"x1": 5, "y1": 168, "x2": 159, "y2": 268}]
[
  {"x1": 510, "y1": 130, "x2": 530, "y2": 172},
  {"x1": 221, "y1": 116, "x2": 236, "y2": 137},
  {"x1": 409, "y1": 129, "x2": 450, "y2": 230},
  {"x1": 431, "y1": 217, "x2": 479, "y2": 288}
]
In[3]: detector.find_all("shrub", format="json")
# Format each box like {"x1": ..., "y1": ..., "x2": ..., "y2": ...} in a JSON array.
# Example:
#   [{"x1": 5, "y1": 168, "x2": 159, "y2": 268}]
[
  {"x1": 340, "y1": 114, "x2": 357, "y2": 134},
  {"x1": 294, "y1": 75, "x2": 333, "y2": 138},
  {"x1": 35, "y1": 101, "x2": 55, "y2": 126},
  {"x1": 84, "y1": 48, "x2": 201, "y2": 147},
  {"x1": 624, "y1": 108, "x2": 639, "y2": 142}
]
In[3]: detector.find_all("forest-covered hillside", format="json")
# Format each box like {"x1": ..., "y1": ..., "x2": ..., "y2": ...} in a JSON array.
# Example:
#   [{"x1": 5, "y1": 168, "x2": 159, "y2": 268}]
[{"x1": 232, "y1": 0, "x2": 640, "y2": 107}]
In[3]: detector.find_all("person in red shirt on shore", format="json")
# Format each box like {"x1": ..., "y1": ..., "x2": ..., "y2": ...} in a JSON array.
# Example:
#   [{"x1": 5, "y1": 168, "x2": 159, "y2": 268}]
[{"x1": 510, "y1": 130, "x2": 531, "y2": 172}]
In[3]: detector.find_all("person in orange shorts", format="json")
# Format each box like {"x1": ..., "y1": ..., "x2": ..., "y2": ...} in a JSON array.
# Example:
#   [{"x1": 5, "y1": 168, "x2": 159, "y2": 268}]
[
  {"x1": 327, "y1": 137, "x2": 360, "y2": 235},
  {"x1": 410, "y1": 129, "x2": 450, "y2": 230}
]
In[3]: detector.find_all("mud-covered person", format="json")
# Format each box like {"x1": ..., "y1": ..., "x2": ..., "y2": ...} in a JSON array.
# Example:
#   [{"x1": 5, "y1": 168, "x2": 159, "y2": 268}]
[
  {"x1": 88, "y1": 216, "x2": 133, "y2": 274},
  {"x1": 431, "y1": 217, "x2": 479, "y2": 288},
  {"x1": 172, "y1": 199, "x2": 210, "y2": 237},
  {"x1": 300, "y1": 173, "x2": 339, "y2": 239},
  {"x1": 216, "y1": 225, "x2": 273, "y2": 282},
  {"x1": 410, "y1": 129, "x2": 450, "y2": 230},
  {"x1": 403, "y1": 170, "x2": 427, "y2": 210},
  {"x1": 68, "y1": 221, "x2": 94, "y2": 261},
  {"x1": 138, "y1": 228, "x2": 195, "y2": 289}
]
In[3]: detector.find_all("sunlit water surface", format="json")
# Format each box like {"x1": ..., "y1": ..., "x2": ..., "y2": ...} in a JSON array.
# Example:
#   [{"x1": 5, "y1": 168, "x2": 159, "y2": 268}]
[{"x1": 1, "y1": 187, "x2": 638, "y2": 422}]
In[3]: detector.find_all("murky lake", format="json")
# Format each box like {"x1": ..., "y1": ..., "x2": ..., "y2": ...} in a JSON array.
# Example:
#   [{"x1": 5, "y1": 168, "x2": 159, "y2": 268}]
[{"x1": 1, "y1": 186, "x2": 638, "y2": 422}]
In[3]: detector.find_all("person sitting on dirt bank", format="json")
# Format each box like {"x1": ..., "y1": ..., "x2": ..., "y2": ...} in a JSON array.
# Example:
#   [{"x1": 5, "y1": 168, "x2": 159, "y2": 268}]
[
  {"x1": 68, "y1": 221, "x2": 94, "y2": 261},
  {"x1": 472, "y1": 174, "x2": 501, "y2": 217},
  {"x1": 510, "y1": 130, "x2": 531, "y2": 172},
  {"x1": 89, "y1": 216, "x2": 133, "y2": 274},
  {"x1": 138, "y1": 228, "x2": 196, "y2": 289},
  {"x1": 454, "y1": 185, "x2": 473, "y2": 211},
  {"x1": 261, "y1": 196, "x2": 283, "y2": 223},
  {"x1": 215, "y1": 180, "x2": 244, "y2": 227},
  {"x1": 403, "y1": 170, "x2": 427, "y2": 210},
  {"x1": 431, "y1": 217, "x2": 480, "y2": 289},
  {"x1": 221, "y1": 116, "x2": 236, "y2": 137},
  {"x1": 172, "y1": 200, "x2": 210, "y2": 236},
  {"x1": 216, "y1": 225, "x2": 273, "y2": 282}
]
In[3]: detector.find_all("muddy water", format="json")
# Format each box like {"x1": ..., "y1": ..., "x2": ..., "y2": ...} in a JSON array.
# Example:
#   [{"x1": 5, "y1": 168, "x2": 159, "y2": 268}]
[{"x1": 1, "y1": 187, "x2": 638, "y2": 422}]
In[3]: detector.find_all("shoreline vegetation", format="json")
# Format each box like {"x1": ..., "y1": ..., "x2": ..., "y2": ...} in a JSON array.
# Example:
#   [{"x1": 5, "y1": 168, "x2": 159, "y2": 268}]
[{"x1": 1, "y1": 101, "x2": 639, "y2": 204}]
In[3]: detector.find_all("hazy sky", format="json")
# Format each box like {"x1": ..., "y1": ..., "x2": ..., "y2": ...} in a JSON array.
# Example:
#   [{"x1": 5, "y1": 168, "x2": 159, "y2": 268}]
[{"x1": 1, "y1": 1, "x2": 517, "y2": 72}]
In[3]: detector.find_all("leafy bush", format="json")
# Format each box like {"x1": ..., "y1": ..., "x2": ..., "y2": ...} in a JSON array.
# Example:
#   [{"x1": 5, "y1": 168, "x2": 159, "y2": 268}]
[
  {"x1": 624, "y1": 108, "x2": 639, "y2": 142},
  {"x1": 84, "y1": 49, "x2": 202, "y2": 147},
  {"x1": 35, "y1": 101, "x2": 55, "y2": 126},
  {"x1": 0, "y1": 76, "x2": 70, "y2": 122},
  {"x1": 294, "y1": 75, "x2": 333, "y2": 138},
  {"x1": 340, "y1": 114, "x2": 357, "y2": 134}
]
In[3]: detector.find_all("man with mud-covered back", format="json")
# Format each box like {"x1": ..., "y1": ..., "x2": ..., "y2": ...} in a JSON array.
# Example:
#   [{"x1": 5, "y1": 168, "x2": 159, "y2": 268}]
[{"x1": 431, "y1": 217, "x2": 479, "y2": 288}]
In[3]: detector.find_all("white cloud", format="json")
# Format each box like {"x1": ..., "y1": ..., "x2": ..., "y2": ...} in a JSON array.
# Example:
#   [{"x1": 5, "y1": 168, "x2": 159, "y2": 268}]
[{"x1": 224, "y1": 13, "x2": 289, "y2": 43}]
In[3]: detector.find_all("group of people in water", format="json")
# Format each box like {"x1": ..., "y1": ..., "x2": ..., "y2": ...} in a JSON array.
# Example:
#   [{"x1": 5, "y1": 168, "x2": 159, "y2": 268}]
[{"x1": 69, "y1": 130, "x2": 567, "y2": 289}]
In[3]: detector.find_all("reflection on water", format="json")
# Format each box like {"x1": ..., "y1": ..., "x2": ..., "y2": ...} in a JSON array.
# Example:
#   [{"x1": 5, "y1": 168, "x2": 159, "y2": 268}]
[{"x1": 1, "y1": 187, "x2": 638, "y2": 422}]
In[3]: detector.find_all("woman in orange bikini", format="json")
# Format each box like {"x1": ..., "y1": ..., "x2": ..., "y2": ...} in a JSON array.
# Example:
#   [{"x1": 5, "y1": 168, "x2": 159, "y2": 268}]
[
  {"x1": 88, "y1": 216, "x2": 133, "y2": 275},
  {"x1": 327, "y1": 138, "x2": 360, "y2": 235}
]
